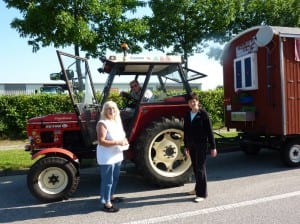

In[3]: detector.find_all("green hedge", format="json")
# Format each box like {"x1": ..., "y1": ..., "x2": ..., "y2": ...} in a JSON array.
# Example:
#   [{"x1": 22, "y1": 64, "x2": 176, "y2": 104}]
[
  {"x1": 198, "y1": 88, "x2": 224, "y2": 127},
  {"x1": 0, "y1": 90, "x2": 224, "y2": 139},
  {"x1": 0, "y1": 94, "x2": 73, "y2": 139}
]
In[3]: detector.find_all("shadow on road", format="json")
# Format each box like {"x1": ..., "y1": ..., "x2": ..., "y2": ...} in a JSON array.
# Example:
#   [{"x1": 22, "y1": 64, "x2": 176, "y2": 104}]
[
  {"x1": 0, "y1": 149, "x2": 296, "y2": 223},
  {"x1": 206, "y1": 148, "x2": 291, "y2": 181}
]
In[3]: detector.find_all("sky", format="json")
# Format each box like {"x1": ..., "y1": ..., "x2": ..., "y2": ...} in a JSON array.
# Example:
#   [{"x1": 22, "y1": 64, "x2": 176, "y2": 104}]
[{"x1": 0, "y1": 2, "x2": 224, "y2": 90}]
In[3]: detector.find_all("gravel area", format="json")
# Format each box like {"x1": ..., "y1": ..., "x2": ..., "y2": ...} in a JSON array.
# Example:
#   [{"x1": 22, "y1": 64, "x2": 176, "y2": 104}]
[{"x1": 0, "y1": 140, "x2": 27, "y2": 150}]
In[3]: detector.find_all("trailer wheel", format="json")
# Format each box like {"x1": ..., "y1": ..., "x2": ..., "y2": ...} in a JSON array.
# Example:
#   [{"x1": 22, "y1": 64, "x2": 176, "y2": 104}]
[
  {"x1": 135, "y1": 117, "x2": 192, "y2": 187},
  {"x1": 27, "y1": 156, "x2": 80, "y2": 203},
  {"x1": 281, "y1": 141, "x2": 300, "y2": 167}
]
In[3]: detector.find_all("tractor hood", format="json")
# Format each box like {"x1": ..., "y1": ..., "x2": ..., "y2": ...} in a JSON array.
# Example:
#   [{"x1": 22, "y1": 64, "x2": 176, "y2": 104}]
[{"x1": 27, "y1": 113, "x2": 78, "y2": 124}]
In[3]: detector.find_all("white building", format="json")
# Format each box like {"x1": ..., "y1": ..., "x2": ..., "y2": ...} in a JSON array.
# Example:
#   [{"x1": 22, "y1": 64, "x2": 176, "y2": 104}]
[{"x1": 0, "y1": 82, "x2": 203, "y2": 95}]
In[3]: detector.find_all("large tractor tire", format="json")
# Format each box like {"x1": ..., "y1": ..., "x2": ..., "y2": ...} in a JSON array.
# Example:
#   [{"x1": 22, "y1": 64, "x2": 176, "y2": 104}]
[
  {"x1": 281, "y1": 140, "x2": 300, "y2": 167},
  {"x1": 135, "y1": 117, "x2": 192, "y2": 187},
  {"x1": 27, "y1": 156, "x2": 80, "y2": 203}
]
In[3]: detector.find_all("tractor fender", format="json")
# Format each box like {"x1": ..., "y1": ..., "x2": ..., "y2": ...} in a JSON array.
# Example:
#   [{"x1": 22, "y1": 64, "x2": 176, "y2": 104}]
[{"x1": 31, "y1": 148, "x2": 79, "y2": 163}]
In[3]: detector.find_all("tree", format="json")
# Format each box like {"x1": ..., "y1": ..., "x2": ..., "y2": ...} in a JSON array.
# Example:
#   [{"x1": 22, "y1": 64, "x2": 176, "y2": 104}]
[
  {"x1": 144, "y1": 0, "x2": 237, "y2": 66},
  {"x1": 3, "y1": 0, "x2": 148, "y2": 57},
  {"x1": 145, "y1": 0, "x2": 300, "y2": 64},
  {"x1": 226, "y1": 0, "x2": 300, "y2": 37}
]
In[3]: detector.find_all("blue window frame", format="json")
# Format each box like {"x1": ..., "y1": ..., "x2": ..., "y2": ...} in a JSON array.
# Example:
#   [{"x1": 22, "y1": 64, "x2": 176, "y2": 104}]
[{"x1": 234, "y1": 53, "x2": 258, "y2": 91}]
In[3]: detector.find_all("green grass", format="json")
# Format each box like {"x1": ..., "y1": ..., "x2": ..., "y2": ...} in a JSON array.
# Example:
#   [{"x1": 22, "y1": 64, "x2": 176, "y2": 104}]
[
  {"x1": 0, "y1": 149, "x2": 97, "y2": 172},
  {"x1": 215, "y1": 131, "x2": 238, "y2": 138},
  {"x1": 214, "y1": 131, "x2": 240, "y2": 149},
  {"x1": 0, "y1": 131, "x2": 238, "y2": 172},
  {"x1": 0, "y1": 149, "x2": 35, "y2": 171}
]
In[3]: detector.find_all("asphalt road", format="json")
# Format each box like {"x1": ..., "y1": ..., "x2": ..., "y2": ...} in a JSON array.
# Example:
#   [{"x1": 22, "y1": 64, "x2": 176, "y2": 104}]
[{"x1": 1, "y1": 149, "x2": 300, "y2": 224}]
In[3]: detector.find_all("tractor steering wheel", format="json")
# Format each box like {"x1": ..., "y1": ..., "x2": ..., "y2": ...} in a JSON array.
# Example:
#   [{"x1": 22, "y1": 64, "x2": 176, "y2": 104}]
[{"x1": 120, "y1": 91, "x2": 138, "y2": 108}]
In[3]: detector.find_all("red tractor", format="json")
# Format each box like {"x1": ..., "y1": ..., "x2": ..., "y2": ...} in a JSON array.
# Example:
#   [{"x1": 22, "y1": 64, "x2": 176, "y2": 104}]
[{"x1": 25, "y1": 50, "x2": 207, "y2": 202}]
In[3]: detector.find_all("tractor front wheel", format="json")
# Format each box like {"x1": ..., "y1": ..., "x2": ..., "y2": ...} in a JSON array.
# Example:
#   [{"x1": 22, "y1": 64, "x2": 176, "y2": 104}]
[{"x1": 27, "y1": 156, "x2": 80, "y2": 203}]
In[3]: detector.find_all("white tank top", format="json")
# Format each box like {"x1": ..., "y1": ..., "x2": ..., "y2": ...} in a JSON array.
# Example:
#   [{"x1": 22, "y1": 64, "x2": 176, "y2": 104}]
[{"x1": 96, "y1": 119, "x2": 126, "y2": 165}]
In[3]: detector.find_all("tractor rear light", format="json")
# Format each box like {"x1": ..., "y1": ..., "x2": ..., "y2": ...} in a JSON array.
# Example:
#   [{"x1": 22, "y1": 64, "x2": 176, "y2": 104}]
[{"x1": 25, "y1": 136, "x2": 35, "y2": 151}]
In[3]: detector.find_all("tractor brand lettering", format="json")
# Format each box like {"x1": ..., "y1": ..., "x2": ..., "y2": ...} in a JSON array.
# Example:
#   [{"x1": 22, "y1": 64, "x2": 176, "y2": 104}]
[
  {"x1": 45, "y1": 124, "x2": 68, "y2": 129},
  {"x1": 129, "y1": 56, "x2": 150, "y2": 60}
]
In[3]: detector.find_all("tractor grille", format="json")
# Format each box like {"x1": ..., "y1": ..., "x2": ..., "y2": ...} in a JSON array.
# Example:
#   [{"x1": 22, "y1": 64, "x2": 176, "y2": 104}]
[{"x1": 40, "y1": 131, "x2": 54, "y2": 143}]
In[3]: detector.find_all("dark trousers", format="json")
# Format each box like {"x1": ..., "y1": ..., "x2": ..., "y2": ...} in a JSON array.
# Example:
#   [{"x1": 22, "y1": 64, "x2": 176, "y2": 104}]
[{"x1": 189, "y1": 143, "x2": 207, "y2": 198}]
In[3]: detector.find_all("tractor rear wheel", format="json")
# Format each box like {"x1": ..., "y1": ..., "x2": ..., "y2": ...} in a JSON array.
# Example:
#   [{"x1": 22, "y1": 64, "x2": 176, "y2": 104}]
[{"x1": 135, "y1": 117, "x2": 192, "y2": 187}]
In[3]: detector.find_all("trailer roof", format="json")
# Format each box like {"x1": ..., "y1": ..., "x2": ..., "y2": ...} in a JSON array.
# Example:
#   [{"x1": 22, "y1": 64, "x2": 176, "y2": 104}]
[
  {"x1": 270, "y1": 26, "x2": 300, "y2": 37},
  {"x1": 221, "y1": 26, "x2": 300, "y2": 63},
  {"x1": 226, "y1": 26, "x2": 300, "y2": 46}
]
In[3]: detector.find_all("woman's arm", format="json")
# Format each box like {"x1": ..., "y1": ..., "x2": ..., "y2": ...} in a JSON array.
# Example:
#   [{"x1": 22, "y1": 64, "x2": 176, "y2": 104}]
[{"x1": 97, "y1": 122, "x2": 128, "y2": 146}]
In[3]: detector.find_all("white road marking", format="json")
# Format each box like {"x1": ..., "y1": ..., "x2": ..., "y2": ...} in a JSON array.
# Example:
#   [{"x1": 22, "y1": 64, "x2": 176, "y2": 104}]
[{"x1": 122, "y1": 191, "x2": 300, "y2": 224}]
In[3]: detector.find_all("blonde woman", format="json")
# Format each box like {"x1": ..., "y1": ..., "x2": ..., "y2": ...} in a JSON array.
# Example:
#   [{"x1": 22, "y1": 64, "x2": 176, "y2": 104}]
[{"x1": 96, "y1": 101, "x2": 129, "y2": 212}]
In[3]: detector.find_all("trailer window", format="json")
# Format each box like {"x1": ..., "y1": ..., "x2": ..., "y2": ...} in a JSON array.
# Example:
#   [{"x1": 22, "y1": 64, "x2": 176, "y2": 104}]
[{"x1": 234, "y1": 53, "x2": 258, "y2": 91}]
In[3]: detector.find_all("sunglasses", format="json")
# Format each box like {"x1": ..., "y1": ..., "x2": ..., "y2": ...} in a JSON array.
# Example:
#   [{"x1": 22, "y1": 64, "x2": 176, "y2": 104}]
[{"x1": 130, "y1": 84, "x2": 138, "y2": 88}]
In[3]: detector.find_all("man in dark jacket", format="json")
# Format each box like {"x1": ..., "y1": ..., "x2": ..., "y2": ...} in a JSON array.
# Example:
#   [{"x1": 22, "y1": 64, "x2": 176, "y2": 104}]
[{"x1": 184, "y1": 92, "x2": 217, "y2": 202}]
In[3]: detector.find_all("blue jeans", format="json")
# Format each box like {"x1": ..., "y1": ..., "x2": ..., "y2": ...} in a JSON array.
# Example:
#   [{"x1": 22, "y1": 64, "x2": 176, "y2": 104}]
[{"x1": 100, "y1": 162, "x2": 122, "y2": 204}]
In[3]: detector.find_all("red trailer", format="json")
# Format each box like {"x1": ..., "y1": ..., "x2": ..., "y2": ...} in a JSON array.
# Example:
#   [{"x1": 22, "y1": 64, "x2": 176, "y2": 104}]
[{"x1": 222, "y1": 26, "x2": 300, "y2": 166}]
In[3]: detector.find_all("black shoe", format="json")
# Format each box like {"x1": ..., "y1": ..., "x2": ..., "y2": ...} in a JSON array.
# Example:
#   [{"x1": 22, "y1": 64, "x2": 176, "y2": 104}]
[
  {"x1": 103, "y1": 205, "x2": 119, "y2": 213},
  {"x1": 111, "y1": 197, "x2": 124, "y2": 203}
]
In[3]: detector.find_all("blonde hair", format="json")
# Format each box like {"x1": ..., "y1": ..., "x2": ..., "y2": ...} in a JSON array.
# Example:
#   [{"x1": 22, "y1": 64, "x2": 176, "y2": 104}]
[{"x1": 100, "y1": 100, "x2": 121, "y2": 123}]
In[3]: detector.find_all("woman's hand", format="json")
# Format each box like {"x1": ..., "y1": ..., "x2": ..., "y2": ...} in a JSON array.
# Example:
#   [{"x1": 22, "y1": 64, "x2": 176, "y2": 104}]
[
  {"x1": 184, "y1": 147, "x2": 190, "y2": 157},
  {"x1": 116, "y1": 138, "x2": 129, "y2": 146},
  {"x1": 210, "y1": 149, "x2": 217, "y2": 157}
]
